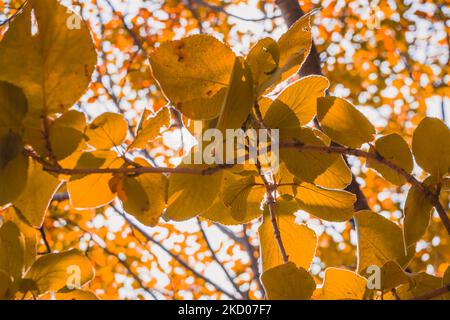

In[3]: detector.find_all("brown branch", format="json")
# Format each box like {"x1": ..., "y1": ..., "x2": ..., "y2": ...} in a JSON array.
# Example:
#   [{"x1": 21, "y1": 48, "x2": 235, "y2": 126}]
[
  {"x1": 39, "y1": 226, "x2": 51, "y2": 254},
  {"x1": 256, "y1": 161, "x2": 289, "y2": 265},
  {"x1": 26, "y1": 139, "x2": 450, "y2": 235},
  {"x1": 280, "y1": 141, "x2": 450, "y2": 235},
  {"x1": 409, "y1": 284, "x2": 450, "y2": 300}
]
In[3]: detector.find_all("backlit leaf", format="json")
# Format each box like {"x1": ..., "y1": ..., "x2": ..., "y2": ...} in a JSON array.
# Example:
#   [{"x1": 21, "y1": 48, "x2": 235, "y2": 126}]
[
  {"x1": 294, "y1": 182, "x2": 356, "y2": 222},
  {"x1": 366, "y1": 133, "x2": 413, "y2": 185},
  {"x1": 150, "y1": 34, "x2": 236, "y2": 120},
  {"x1": 24, "y1": 249, "x2": 94, "y2": 295},
  {"x1": 412, "y1": 117, "x2": 450, "y2": 177},
  {"x1": 67, "y1": 151, "x2": 124, "y2": 209},
  {"x1": 50, "y1": 110, "x2": 86, "y2": 161},
  {"x1": 0, "y1": 0, "x2": 96, "y2": 114},
  {"x1": 264, "y1": 76, "x2": 329, "y2": 128},
  {"x1": 0, "y1": 221, "x2": 25, "y2": 282},
  {"x1": 86, "y1": 113, "x2": 128, "y2": 150},
  {"x1": 317, "y1": 97, "x2": 375, "y2": 148},
  {"x1": 259, "y1": 200, "x2": 317, "y2": 272},
  {"x1": 319, "y1": 268, "x2": 367, "y2": 300},
  {"x1": 13, "y1": 161, "x2": 62, "y2": 228},
  {"x1": 261, "y1": 262, "x2": 316, "y2": 300},
  {"x1": 354, "y1": 211, "x2": 414, "y2": 274},
  {"x1": 0, "y1": 132, "x2": 29, "y2": 206},
  {"x1": 216, "y1": 57, "x2": 254, "y2": 132}
]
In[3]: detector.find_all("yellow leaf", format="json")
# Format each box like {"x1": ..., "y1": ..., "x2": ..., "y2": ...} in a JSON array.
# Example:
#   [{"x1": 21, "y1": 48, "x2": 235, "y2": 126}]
[
  {"x1": 24, "y1": 249, "x2": 94, "y2": 295},
  {"x1": 311, "y1": 128, "x2": 352, "y2": 189},
  {"x1": 0, "y1": 269, "x2": 14, "y2": 300},
  {"x1": 280, "y1": 127, "x2": 338, "y2": 183},
  {"x1": 246, "y1": 37, "x2": 280, "y2": 91},
  {"x1": 264, "y1": 76, "x2": 329, "y2": 128},
  {"x1": 319, "y1": 268, "x2": 367, "y2": 300},
  {"x1": 129, "y1": 108, "x2": 170, "y2": 149},
  {"x1": 317, "y1": 97, "x2": 375, "y2": 148},
  {"x1": 0, "y1": 221, "x2": 25, "y2": 282},
  {"x1": 403, "y1": 179, "x2": 434, "y2": 248},
  {"x1": 366, "y1": 133, "x2": 413, "y2": 185},
  {"x1": 149, "y1": 34, "x2": 236, "y2": 120},
  {"x1": 443, "y1": 266, "x2": 450, "y2": 300},
  {"x1": 3, "y1": 208, "x2": 37, "y2": 271},
  {"x1": 165, "y1": 166, "x2": 222, "y2": 221},
  {"x1": 220, "y1": 174, "x2": 265, "y2": 222},
  {"x1": 0, "y1": 81, "x2": 28, "y2": 132},
  {"x1": 389, "y1": 273, "x2": 445, "y2": 300},
  {"x1": 294, "y1": 182, "x2": 356, "y2": 222},
  {"x1": 259, "y1": 200, "x2": 317, "y2": 272},
  {"x1": 121, "y1": 171, "x2": 167, "y2": 227},
  {"x1": 200, "y1": 171, "x2": 263, "y2": 225},
  {"x1": 67, "y1": 151, "x2": 124, "y2": 209},
  {"x1": 0, "y1": 132, "x2": 29, "y2": 206},
  {"x1": 412, "y1": 117, "x2": 450, "y2": 177},
  {"x1": 86, "y1": 113, "x2": 128, "y2": 150},
  {"x1": 14, "y1": 161, "x2": 62, "y2": 228},
  {"x1": 0, "y1": 0, "x2": 96, "y2": 114},
  {"x1": 354, "y1": 211, "x2": 414, "y2": 274},
  {"x1": 55, "y1": 289, "x2": 99, "y2": 300},
  {"x1": 216, "y1": 57, "x2": 254, "y2": 132},
  {"x1": 50, "y1": 110, "x2": 87, "y2": 161},
  {"x1": 261, "y1": 262, "x2": 316, "y2": 300},
  {"x1": 378, "y1": 261, "x2": 411, "y2": 292}
]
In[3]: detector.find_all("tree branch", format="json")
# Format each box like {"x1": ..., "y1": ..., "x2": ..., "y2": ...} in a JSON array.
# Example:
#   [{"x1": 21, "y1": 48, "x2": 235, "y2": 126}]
[{"x1": 409, "y1": 284, "x2": 450, "y2": 300}]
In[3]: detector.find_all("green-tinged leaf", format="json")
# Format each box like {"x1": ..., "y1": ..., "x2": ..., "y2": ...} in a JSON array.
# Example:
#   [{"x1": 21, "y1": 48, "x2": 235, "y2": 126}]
[
  {"x1": 294, "y1": 182, "x2": 356, "y2": 222},
  {"x1": 216, "y1": 57, "x2": 254, "y2": 132},
  {"x1": 0, "y1": 221, "x2": 25, "y2": 282},
  {"x1": 412, "y1": 117, "x2": 450, "y2": 177},
  {"x1": 50, "y1": 110, "x2": 86, "y2": 160},
  {"x1": 0, "y1": 0, "x2": 96, "y2": 115},
  {"x1": 264, "y1": 76, "x2": 329, "y2": 128},
  {"x1": 0, "y1": 81, "x2": 28, "y2": 132},
  {"x1": 149, "y1": 34, "x2": 236, "y2": 120},
  {"x1": 129, "y1": 108, "x2": 170, "y2": 149},
  {"x1": 280, "y1": 127, "x2": 339, "y2": 183},
  {"x1": 24, "y1": 249, "x2": 94, "y2": 295},
  {"x1": 319, "y1": 268, "x2": 367, "y2": 300},
  {"x1": 317, "y1": 97, "x2": 375, "y2": 148},
  {"x1": 354, "y1": 211, "x2": 414, "y2": 274},
  {"x1": 259, "y1": 200, "x2": 316, "y2": 272},
  {"x1": 14, "y1": 161, "x2": 62, "y2": 228},
  {"x1": 366, "y1": 133, "x2": 413, "y2": 185},
  {"x1": 0, "y1": 132, "x2": 29, "y2": 206},
  {"x1": 86, "y1": 113, "x2": 128, "y2": 150},
  {"x1": 220, "y1": 175, "x2": 265, "y2": 222},
  {"x1": 261, "y1": 262, "x2": 316, "y2": 300},
  {"x1": 67, "y1": 151, "x2": 124, "y2": 209}
]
